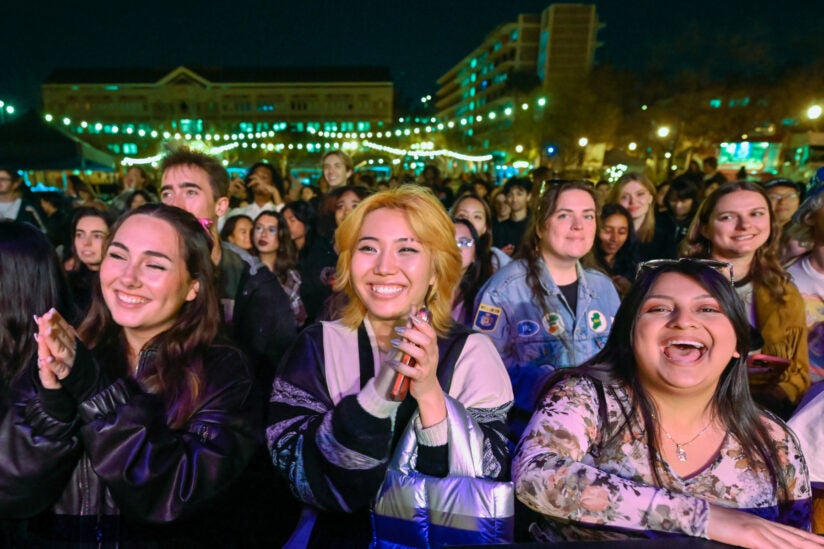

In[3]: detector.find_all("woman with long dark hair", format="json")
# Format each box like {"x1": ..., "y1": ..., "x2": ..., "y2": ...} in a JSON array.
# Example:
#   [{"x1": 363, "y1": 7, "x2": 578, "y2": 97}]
[
  {"x1": 0, "y1": 204, "x2": 258, "y2": 545},
  {"x1": 514, "y1": 260, "x2": 819, "y2": 547},
  {"x1": 591, "y1": 203, "x2": 638, "y2": 296},
  {"x1": 283, "y1": 199, "x2": 337, "y2": 323},
  {"x1": 64, "y1": 207, "x2": 114, "y2": 318},
  {"x1": 451, "y1": 217, "x2": 493, "y2": 327},
  {"x1": 0, "y1": 221, "x2": 76, "y2": 546}
]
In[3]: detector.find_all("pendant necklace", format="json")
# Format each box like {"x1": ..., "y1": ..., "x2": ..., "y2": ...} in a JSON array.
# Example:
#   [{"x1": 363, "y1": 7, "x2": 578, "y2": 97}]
[{"x1": 660, "y1": 420, "x2": 713, "y2": 462}]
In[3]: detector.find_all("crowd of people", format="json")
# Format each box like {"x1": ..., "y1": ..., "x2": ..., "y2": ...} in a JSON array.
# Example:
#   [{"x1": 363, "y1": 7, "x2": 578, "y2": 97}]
[{"x1": 1, "y1": 150, "x2": 824, "y2": 548}]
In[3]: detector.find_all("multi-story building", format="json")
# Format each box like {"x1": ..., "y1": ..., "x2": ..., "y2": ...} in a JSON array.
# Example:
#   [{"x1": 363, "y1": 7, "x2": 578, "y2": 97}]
[
  {"x1": 41, "y1": 65, "x2": 394, "y2": 164},
  {"x1": 435, "y1": 4, "x2": 602, "y2": 157}
]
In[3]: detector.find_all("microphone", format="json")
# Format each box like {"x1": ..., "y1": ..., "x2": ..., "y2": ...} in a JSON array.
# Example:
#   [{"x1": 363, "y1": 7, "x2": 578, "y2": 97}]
[{"x1": 388, "y1": 307, "x2": 432, "y2": 401}]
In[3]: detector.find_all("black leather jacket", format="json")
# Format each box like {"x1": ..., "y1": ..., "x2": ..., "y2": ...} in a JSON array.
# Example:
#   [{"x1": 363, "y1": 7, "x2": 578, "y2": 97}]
[{"x1": 0, "y1": 342, "x2": 260, "y2": 545}]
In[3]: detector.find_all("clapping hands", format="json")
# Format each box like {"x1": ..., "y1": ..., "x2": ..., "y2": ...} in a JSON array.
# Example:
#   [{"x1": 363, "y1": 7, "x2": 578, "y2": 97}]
[{"x1": 33, "y1": 308, "x2": 77, "y2": 389}]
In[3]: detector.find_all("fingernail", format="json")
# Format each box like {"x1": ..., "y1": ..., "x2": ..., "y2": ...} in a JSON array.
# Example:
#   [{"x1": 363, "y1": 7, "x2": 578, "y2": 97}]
[
  {"x1": 390, "y1": 338, "x2": 403, "y2": 347},
  {"x1": 33, "y1": 333, "x2": 40, "y2": 342},
  {"x1": 394, "y1": 326, "x2": 406, "y2": 334}
]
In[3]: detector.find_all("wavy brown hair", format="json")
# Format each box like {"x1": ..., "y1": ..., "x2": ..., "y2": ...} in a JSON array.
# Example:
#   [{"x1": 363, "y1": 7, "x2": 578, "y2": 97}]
[
  {"x1": 681, "y1": 180, "x2": 788, "y2": 302},
  {"x1": 334, "y1": 185, "x2": 460, "y2": 335},
  {"x1": 78, "y1": 204, "x2": 220, "y2": 429}
]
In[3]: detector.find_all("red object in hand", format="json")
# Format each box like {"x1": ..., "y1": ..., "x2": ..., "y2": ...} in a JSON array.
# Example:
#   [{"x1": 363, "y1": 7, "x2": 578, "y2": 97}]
[{"x1": 389, "y1": 308, "x2": 432, "y2": 401}]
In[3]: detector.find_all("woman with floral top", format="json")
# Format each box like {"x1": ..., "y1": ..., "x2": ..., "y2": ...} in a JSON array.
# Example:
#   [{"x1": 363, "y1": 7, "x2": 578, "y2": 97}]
[{"x1": 513, "y1": 259, "x2": 822, "y2": 548}]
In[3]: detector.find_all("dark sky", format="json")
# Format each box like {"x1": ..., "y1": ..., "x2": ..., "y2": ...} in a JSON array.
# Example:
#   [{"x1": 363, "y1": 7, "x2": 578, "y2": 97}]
[{"x1": 3, "y1": 0, "x2": 823, "y2": 112}]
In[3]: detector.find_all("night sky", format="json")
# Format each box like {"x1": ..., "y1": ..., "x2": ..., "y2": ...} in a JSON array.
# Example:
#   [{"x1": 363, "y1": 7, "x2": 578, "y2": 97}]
[{"x1": 3, "y1": 0, "x2": 823, "y2": 112}]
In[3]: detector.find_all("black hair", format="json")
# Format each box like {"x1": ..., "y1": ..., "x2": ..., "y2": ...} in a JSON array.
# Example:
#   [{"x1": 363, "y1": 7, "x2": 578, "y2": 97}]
[
  {"x1": 452, "y1": 217, "x2": 493, "y2": 325},
  {"x1": 0, "y1": 221, "x2": 74, "y2": 383},
  {"x1": 540, "y1": 261, "x2": 790, "y2": 503}
]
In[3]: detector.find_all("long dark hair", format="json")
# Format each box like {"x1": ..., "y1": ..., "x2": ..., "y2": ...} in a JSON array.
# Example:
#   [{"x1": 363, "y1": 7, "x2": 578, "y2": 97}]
[
  {"x1": 681, "y1": 180, "x2": 787, "y2": 302},
  {"x1": 252, "y1": 210, "x2": 298, "y2": 284},
  {"x1": 452, "y1": 217, "x2": 493, "y2": 325},
  {"x1": 0, "y1": 221, "x2": 74, "y2": 384},
  {"x1": 283, "y1": 200, "x2": 317, "y2": 252},
  {"x1": 78, "y1": 204, "x2": 219, "y2": 429},
  {"x1": 592, "y1": 203, "x2": 637, "y2": 280},
  {"x1": 542, "y1": 261, "x2": 790, "y2": 502},
  {"x1": 520, "y1": 181, "x2": 598, "y2": 320}
]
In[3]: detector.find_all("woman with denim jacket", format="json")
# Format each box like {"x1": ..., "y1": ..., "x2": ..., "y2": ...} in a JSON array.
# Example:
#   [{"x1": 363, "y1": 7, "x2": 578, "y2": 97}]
[
  {"x1": 0, "y1": 204, "x2": 259, "y2": 545},
  {"x1": 474, "y1": 180, "x2": 621, "y2": 441}
]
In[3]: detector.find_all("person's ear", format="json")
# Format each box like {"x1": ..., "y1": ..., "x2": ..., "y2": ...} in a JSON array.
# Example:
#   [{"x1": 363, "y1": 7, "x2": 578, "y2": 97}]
[
  {"x1": 186, "y1": 280, "x2": 200, "y2": 302},
  {"x1": 214, "y1": 196, "x2": 229, "y2": 218}
]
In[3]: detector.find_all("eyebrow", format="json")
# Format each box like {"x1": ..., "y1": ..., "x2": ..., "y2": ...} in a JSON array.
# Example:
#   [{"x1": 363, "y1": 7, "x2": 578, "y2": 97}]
[
  {"x1": 109, "y1": 241, "x2": 173, "y2": 261},
  {"x1": 556, "y1": 207, "x2": 597, "y2": 213},
  {"x1": 357, "y1": 236, "x2": 420, "y2": 243},
  {"x1": 160, "y1": 181, "x2": 202, "y2": 192},
  {"x1": 645, "y1": 293, "x2": 716, "y2": 300}
]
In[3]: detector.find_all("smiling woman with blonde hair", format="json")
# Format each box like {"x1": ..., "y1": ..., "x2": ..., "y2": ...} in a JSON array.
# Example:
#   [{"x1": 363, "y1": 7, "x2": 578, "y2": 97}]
[{"x1": 267, "y1": 185, "x2": 512, "y2": 547}]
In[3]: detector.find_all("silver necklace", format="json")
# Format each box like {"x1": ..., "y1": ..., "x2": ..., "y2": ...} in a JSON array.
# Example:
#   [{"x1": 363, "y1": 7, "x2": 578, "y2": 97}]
[{"x1": 660, "y1": 421, "x2": 713, "y2": 462}]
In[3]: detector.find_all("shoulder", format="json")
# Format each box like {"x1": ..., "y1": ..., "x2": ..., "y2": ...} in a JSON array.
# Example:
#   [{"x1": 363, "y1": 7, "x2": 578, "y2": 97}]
[
  {"x1": 201, "y1": 344, "x2": 254, "y2": 389},
  {"x1": 482, "y1": 259, "x2": 528, "y2": 289}
]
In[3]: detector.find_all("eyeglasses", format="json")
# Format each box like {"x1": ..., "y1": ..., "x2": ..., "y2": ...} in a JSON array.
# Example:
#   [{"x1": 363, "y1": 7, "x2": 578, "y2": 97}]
[
  {"x1": 636, "y1": 258, "x2": 734, "y2": 286},
  {"x1": 456, "y1": 238, "x2": 475, "y2": 249},
  {"x1": 767, "y1": 192, "x2": 799, "y2": 202}
]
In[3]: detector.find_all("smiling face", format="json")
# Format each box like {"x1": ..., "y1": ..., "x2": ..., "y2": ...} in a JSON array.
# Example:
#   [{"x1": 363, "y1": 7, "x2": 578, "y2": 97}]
[
  {"x1": 99, "y1": 215, "x2": 199, "y2": 351},
  {"x1": 619, "y1": 180, "x2": 653, "y2": 222},
  {"x1": 228, "y1": 216, "x2": 253, "y2": 251},
  {"x1": 253, "y1": 213, "x2": 280, "y2": 254},
  {"x1": 350, "y1": 208, "x2": 435, "y2": 328},
  {"x1": 74, "y1": 215, "x2": 109, "y2": 270},
  {"x1": 538, "y1": 189, "x2": 597, "y2": 267},
  {"x1": 633, "y1": 272, "x2": 738, "y2": 397},
  {"x1": 599, "y1": 213, "x2": 629, "y2": 258},
  {"x1": 453, "y1": 196, "x2": 488, "y2": 235},
  {"x1": 702, "y1": 190, "x2": 771, "y2": 263},
  {"x1": 323, "y1": 153, "x2": 352, "y2": 188}
]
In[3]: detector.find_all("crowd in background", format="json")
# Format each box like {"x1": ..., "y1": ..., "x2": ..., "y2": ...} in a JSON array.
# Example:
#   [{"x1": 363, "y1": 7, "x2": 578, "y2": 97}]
[{"x1": 2, "y1": 149, "x2": 824, "y2": 547}]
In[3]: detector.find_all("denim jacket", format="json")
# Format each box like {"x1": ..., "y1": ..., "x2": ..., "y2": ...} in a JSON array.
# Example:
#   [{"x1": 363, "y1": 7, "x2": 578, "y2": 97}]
[{"x1": 473, "y1": 258, "x2": 620, "y2": 440}]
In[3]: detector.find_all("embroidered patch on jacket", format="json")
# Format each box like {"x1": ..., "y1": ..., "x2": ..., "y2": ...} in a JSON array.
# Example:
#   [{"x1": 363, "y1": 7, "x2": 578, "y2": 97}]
[
  {"x1": 587, "y1": 309, "x2": 608, "y2": 333},
  {"x1": 516, "y1": 320, "x2": 540, "y2": 337},
  {"x1": 474, "y1": 304, "x2": 501, "y2": 331},
  {"x1": 543, "y1": 312, "x2": 565, "y2": 335}
]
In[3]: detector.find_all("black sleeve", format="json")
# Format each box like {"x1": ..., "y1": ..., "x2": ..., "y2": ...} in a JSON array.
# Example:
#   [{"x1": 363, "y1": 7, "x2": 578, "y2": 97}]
[{"x1": 76, "y1": 346, "x2": 260, "y2": 523}]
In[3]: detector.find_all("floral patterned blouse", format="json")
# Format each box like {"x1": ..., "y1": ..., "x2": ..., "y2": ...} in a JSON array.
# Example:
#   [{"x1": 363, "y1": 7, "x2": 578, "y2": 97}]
[{"x1": 513, "y1": 374, "x2": 812, "y2": 542}]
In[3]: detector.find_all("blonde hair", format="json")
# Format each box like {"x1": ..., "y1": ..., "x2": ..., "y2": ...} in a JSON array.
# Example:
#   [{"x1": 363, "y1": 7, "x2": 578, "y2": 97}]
[
  {"x1": 608, "y1": 172, "x2": 656, "y2": 243},
  {"x1": 334, "y1": 185, "x2": 460, "y2": 335}
]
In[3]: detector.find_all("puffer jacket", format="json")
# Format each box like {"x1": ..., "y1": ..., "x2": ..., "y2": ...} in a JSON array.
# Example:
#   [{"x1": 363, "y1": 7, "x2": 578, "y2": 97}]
[{"x1": 0, "y1": 342, "x2": 260, "y2": 546}]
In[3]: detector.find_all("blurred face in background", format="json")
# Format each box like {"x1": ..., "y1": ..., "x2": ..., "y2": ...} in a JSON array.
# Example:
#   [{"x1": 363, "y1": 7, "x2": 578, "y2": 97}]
[
  {"x1": 323, "y1": 154, "x2": 352, "y2": 188},
  {"x1": 335, "y1": 190, "x2": 363, "y2": 227},
  {"x1": 228, "y1": 217, "x2": 254, "y2": 251},
  {"x1": 767, "y1": 185, "x2": 800, "y2": 226},
  {"x1": 599, "y1": 213, "x2": 629, "y2": 258},
  {"x1": 75, "y1": 215, "x2": 109, "y2": 271},
  {"x1": 454, "y1": 222, "x2": 476, "y2": 274},
  {"x1": 453, "y1": 196, "x2": 488, "y2": 235},
  {"x1": 253, "y1": 213, "x2": 280, "y2": 255}
]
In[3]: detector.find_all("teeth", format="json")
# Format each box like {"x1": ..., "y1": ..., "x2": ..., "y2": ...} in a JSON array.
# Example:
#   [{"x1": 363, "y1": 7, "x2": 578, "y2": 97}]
[
  {"x1": 666, "y1": 340, "x2": 705, "y2": 349},
  {"x1": 118, "y1": 293, "x2": 147, "y2": 304},
  {"x1": 372, "y1": 285, "x2": 403, "y2": 296}
]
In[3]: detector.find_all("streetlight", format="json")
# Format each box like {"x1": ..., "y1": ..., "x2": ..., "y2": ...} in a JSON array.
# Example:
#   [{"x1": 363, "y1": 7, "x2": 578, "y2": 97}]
[
  {"x1": 807, "y1": 105, "x2": 822, "y2": 121},
  {"x1": 657, "y1": 126, "x2": 671, "y2": 139},
  {"x1": 628, "y1": 142, "x2": 638, "y2": 152},
  {"x1": 578, "y1": 137, "x2": 589, "y2": 147}
]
